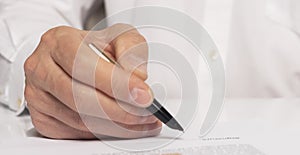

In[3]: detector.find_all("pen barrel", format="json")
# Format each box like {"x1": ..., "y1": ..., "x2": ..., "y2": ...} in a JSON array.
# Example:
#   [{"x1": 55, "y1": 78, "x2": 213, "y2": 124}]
[
  {"x1": 146, "y1": 99, "x2": 174, "y2": 124},
  {"x1": 146, "y1": 105, "x2": 170, "y2": 124},
  {"x1": 146, "y1": 99, "x2": 184, "y2": 131},
  {"x1": 89, "y1": 43, "x2": 183, "y2": 131}
]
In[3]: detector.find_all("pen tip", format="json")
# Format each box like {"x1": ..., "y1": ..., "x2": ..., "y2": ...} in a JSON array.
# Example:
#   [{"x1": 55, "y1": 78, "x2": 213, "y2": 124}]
[
  {"x1": 178, "y1": 127, "x2": 184, "y2": 132},
  {"x1": 166, "y1": 118, "x2": 184, "y2": 132},
  {"x1": 175, "y1": 123, "x2": 184, "y2": 132}
]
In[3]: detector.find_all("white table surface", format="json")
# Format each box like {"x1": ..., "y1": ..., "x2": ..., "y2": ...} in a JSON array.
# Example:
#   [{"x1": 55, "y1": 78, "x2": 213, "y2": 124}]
[{"x1": 0, "y1": 98, "x2": 300, "y2": 154}]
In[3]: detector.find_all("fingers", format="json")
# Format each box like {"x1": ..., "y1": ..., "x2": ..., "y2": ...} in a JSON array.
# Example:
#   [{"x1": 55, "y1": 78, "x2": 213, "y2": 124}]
[
  {"x1": 25, "y1": 75, "x2": 157, "y2": 126},
  {"x1": 87, "y1": 24, "x2": 149, "y2": 80},
  {"x1": 28, "y1": 107, "x2": 96, "y2": 140},
  {"x1": 27, "y1": 92, "x2": 162, "y2": 139},
  {"x1": 51, "y1": 60, "x2": 155, "y2": 120},
  {"x1": 111, "y1": 26, "x2": 149, "y2": 80},
  {"x1": 84, "y1": 117, "x2": 162, "y2": 139},
  {"x1": 24, "y1": 25, "x2": 162, "y2": 139},
  {"x1": 47, "y1": 26, "x2": 153, "y2": 107}
]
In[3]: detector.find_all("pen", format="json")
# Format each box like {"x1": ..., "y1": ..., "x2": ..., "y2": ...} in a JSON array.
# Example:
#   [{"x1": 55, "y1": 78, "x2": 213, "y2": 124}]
[{"x1": 88, "y1": 43, "x2": 184, "y2": 132}]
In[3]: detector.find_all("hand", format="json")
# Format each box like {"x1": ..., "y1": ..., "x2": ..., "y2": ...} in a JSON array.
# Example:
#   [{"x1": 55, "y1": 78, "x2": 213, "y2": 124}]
[{"x1": 24, "y1": 24, "x2": 162, "y2": 139}]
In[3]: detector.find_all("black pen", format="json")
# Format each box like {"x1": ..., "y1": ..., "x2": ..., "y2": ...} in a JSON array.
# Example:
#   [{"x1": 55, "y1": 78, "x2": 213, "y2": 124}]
[{"x1": 89, "y1": 43, "x2": 184, "y2": 132}]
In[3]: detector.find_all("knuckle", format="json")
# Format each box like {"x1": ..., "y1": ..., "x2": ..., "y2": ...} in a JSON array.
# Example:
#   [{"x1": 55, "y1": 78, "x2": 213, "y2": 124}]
[
  {"x1": 31, "y1": 117, "x2": 41, "y2": 129},
  {"x1": 24, "y1": 86, "x2": 35, "y2": 104},
  {"x1": 131, "y1": 32, "x2": 146, "y2": 43},
  {"x1": 40, "y1": 29, "x2": 55, "y2": 46},
  {"x1": 30, "y1": 112, "x2": 59, "y2": 139},
  {"x1": 138, "y1": 71, "x2": 148, "y2": 81},
  {"x1": 48, "y1": 26, "x2": 80, "y2": 69},
  {"x1": 24, "y1": 56, "x2": 37, "y2": 75},
  {"x1": 41, "y1": 26, "x2": 73, "y2": 48},
  {"x1": 53, "y1": 25, "x2": 71, "y2": 32},
  {"x1": 48, "y1": 26, "x2": 71, "y2": 37},
  {"x1": 31, "y1": 116, "x2": 47, "y2": 136},
  {"x1": 53, "y1": 26, "x2": 77, "y2": 42},
  {"x1": 25, "y1": 59, "x2": 50, "y2": 89},
  {"x1": 54, "y1": 26, "x2": 72, "y2": 39}
]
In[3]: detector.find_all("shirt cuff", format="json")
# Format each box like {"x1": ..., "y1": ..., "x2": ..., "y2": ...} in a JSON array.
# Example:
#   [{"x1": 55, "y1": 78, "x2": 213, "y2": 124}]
[
  {"x1": 7, "y1": 35, "x2": 40, "y2": 114},
  {"x1": 0, "y1": 20, "x2": 17, "y2": 62}
]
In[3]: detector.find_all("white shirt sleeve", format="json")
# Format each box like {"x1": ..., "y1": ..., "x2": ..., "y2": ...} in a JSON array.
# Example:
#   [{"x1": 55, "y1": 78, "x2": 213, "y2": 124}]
[
  {"x1": 265, "y1": 0, "x2": 300, "y2": 35},
  {"x1": 0, "y1": 0, "x2": 97, "y2": 114}
]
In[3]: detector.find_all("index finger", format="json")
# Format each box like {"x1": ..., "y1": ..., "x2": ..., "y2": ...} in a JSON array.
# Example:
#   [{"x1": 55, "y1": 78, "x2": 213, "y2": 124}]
[
  {"x1": 87, "y1": 24, "x2": 149, "y2": 80},
  {"x1": 112, "y1": 27, "x2": 149, "y2": 80},
  {"x1": 48, "y1": 26, "x2": 153, "y2": 107}
]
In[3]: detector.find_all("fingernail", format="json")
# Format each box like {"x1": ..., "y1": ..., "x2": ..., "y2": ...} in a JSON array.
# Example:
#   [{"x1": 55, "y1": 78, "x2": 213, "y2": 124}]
[{"x1": 131, "y1": 88, "x2": 153, "y2": 106}]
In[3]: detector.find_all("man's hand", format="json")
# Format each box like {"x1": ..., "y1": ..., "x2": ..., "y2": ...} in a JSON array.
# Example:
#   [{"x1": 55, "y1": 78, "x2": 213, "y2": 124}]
[{"x1": 24, "y1": 24, "x2": 162, "y2": 139}]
